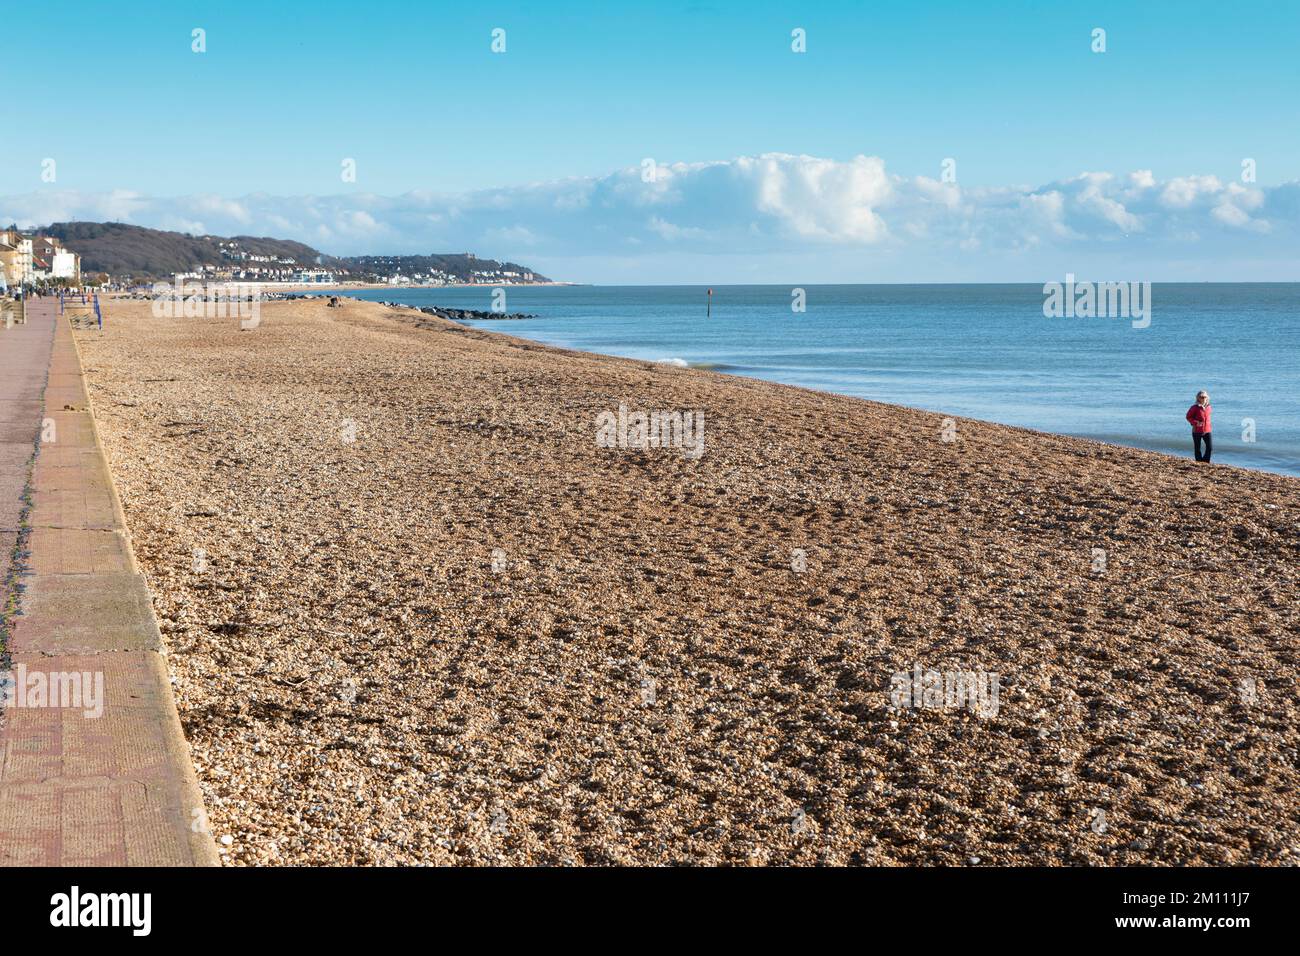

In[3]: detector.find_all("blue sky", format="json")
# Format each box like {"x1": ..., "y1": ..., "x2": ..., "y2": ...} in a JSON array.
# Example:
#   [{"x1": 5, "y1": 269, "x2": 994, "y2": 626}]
[{"x1": 2, "y1": 0, "x2": 1298, "y2": 281}]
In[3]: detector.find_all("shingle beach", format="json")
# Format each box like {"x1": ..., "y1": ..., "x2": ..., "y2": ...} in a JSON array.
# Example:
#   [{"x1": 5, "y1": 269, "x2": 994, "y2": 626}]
[{"x1": 74, "y1": 297, "x2": 1299, "y2": 865}]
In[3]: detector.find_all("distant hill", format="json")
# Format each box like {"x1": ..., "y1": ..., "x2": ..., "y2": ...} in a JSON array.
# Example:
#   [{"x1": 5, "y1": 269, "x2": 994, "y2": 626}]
[
  {"x1": 37, "y1": 221, "x2": 551, "y2": 284},
  {"x1": 41, "y1": 222, "x2": 336, "y2": 279}
]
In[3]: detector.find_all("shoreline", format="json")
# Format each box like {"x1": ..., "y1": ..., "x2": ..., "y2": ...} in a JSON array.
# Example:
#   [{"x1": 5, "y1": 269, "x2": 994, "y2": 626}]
[
  {"x1": 355, "y1": 293, "x2": 1300, "y2": 481},
  {"x1": 73, "y1": 297, "x2": 1299, "y2": 865}
]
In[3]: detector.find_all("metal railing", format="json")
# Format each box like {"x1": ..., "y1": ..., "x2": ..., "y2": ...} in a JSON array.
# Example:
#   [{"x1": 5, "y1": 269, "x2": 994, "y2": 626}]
[{"x1": 60, "y1": 291, "x2": 102, "y2": 329}]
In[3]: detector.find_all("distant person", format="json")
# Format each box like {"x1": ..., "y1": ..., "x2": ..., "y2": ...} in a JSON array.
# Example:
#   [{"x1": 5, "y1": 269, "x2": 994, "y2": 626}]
[{"x1": 1186, "y1": 390, "x2": 1213, "y2": 463}]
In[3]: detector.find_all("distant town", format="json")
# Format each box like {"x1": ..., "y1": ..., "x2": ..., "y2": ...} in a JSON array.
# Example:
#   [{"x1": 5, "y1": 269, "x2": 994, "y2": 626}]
[{"x1": 0, "y1": 221, "x2": 554, "y2": 290}]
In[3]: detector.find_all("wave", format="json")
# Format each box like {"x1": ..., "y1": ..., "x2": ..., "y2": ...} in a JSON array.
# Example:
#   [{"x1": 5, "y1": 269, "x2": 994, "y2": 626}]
[
  {"x1": 689, "y1": 361, "x2": 750, "y2": 372},
  {"x1": 656, "y1": 358, "x2": 753, "y2": 372}
]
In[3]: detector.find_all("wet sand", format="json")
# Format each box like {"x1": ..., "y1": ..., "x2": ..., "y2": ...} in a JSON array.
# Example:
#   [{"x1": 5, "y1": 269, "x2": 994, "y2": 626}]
[{"x1": 74, "y1": 297, "x2": 1299, "y2": 865}]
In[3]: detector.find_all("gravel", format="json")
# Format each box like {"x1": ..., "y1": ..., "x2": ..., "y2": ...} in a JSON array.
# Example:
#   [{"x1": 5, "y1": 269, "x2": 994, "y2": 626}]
[{"x1": 74, "y1": 296, "x2": 1299, "y2": 866}]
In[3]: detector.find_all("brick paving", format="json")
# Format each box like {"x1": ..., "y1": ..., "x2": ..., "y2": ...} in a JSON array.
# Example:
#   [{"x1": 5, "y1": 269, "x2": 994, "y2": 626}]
[{"x1": 0, "y1": 299, "x2": 218, "y2": 866}]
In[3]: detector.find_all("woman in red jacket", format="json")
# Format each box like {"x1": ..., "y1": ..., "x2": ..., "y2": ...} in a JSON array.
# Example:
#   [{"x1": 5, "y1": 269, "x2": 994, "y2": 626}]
[{"x1": 1186, "y1": 390, "x2": 1212, "y2": 462}]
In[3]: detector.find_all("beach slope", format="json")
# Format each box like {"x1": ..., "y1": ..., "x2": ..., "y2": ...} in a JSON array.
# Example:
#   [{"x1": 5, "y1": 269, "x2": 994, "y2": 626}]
[{"x1": 74, "y1": 298, "x2": 1298, "y2": 865}]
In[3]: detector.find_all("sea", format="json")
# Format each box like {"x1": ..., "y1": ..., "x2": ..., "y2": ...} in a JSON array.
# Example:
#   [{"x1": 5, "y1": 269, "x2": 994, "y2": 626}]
[{"x1": 333, "y1": 283, "x2": 1300, "y2": 477}]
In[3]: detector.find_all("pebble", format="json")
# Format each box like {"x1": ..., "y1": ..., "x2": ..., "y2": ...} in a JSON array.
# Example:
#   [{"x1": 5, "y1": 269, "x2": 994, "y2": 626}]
[{"x1": 76, "y1": 296, "x2": 1300, "y2": 867}]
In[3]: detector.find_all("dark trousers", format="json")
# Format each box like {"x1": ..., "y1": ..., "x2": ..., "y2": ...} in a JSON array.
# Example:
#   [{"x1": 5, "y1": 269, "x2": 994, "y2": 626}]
[{"x1": 1193, "y1": 431, "x2": 1213, "y2": 463}]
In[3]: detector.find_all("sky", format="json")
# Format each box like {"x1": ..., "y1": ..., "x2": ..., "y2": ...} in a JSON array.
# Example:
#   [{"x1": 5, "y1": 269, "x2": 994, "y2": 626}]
[{"x1": 2, "y1": 0, "x2": 1298, "y2": 282}]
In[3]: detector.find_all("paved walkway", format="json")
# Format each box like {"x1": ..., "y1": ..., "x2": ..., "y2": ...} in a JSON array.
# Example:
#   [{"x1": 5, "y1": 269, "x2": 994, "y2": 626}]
[{"x1": 0, "y1": 298, "x2": 217, "y2": 866}]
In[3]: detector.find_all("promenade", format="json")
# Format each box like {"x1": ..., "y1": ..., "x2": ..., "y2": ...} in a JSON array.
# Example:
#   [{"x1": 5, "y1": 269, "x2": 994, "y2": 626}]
[{"x1": 0, "y1": 298, "x2": 216, "y2": 866}]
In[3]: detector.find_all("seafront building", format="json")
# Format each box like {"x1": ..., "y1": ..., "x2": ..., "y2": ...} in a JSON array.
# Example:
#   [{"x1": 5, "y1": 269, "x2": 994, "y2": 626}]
[
  {"x1": 0, "y1": 230, "x2": 33, "y2": 287},
  {"x1": 0, "y1": 230, "x2": 80, "y2": 287},
  {"x1": 30, "y1": 236, "x2": 81, "y2": 282}
]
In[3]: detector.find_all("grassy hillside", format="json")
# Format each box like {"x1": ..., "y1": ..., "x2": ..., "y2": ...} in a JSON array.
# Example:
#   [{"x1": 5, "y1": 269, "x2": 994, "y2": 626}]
[
  {"x1": 42, "y1": 222, "x2": 335, "y2": 278},
  {"x1": 39, "y1": 221, "x2": 550, "y2": 283}
]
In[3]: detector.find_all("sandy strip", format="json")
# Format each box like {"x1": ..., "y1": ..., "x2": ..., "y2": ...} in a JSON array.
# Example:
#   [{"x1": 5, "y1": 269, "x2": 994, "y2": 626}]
[{"x1": 74, "y1": 297, "x2": 1298, "y2": 865}]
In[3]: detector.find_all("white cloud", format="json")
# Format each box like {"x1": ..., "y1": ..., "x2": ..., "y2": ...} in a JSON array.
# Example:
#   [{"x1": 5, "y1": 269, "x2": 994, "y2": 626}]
[
  {"x1": 192, "y1": 194, "x2": 251, "y2": 224},
  {"x1": 1019, "y1": 190, "x2": 1081, "y2": 240},
  {"x1": 2, "y1": 154, "x2": 1296, "y2": 280},
  {"x1": 646, "y1": 216, "x2": 709, "y2": 241},
  {"x1": 345, "y1": 210, "x2": 380, "y2": 232},
  {"x1": 911, "y1": 176, "x2": 964, "y2": 211},
  {"x1": 1129, "y1": 169, "x2": 1156, "y2": 189},
  {"x1": 744, "y1": 153, "x2": 892, "y2": 241},
  {"x1": 1072, "y1": 174, "x2": 1142, "y2": 232},
  {"x1": 483, "y1": 224, "x2": 539, "y2": 245},
  {"x1": 1159, "y1": 175, "x2": 1222, "y2": 209}
]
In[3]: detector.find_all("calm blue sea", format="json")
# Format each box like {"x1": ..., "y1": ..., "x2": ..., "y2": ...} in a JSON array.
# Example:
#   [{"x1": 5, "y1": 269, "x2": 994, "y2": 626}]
[{"x1": 336, "y1": 284, "x2": 1300, "y2": 477}]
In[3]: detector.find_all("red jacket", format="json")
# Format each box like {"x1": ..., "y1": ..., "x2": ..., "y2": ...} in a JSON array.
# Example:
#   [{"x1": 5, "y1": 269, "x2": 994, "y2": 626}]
[{"x1": 1186, "y1": 403, "x2": 1212, "y2": 434}]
